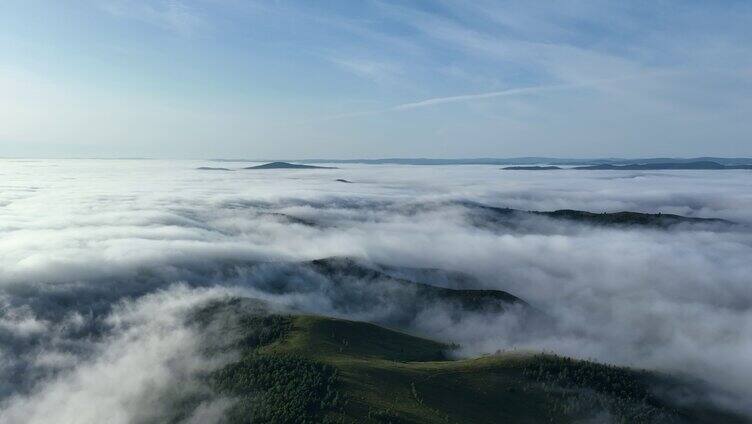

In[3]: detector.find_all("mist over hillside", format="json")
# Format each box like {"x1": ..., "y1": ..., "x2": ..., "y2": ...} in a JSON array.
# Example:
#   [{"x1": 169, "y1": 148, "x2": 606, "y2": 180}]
[{"x1": 1, "y1": 159, "x2": 751, "y2": 422}]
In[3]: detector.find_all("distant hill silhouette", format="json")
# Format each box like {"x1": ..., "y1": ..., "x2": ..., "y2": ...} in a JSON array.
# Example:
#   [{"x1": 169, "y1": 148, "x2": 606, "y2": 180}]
[
  {"x1": 498, "y1": 161, "x2": 752, "y2": 171},
  {"x1": 211, "y1": 157, "x2": 752, "y2": 166},
  {"x1": 196, "y1": 166, "x2": 232, "y2": 171},
  {"x1": 503, "y1": 166, "x2": 562, "y2": 170},
  {"x1": 575, "y1": 161, "x2": 752, "y2": 170},
  {"x1": 245, "y1": 162, "x2": 336, "y2": 170}
]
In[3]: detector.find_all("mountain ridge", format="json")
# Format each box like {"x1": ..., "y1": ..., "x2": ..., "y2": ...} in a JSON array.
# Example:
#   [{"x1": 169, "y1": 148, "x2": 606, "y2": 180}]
[
  {"x1": 245, "y1": 161, "x2": 337, "y2": 169},
  {"x1": 210, "y1": 157, "x2": 752, "y2": 166}
]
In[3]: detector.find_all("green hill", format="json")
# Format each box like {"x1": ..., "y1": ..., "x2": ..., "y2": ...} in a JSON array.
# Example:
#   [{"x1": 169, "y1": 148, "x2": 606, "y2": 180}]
[{"x1": 184, "y1": 298, "x2": 749, "y2": 424}]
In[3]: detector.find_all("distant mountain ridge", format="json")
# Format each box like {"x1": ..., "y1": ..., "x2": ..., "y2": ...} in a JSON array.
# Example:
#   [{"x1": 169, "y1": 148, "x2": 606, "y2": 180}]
[
  {"x1": 196, "y1": 166, "x2": 233, "y2": 171},
  {"x1": 244, "y1": 162, "x2": 337, "y2": 169},
  {"x1": 504, "y1": 166, "x2": 562, "y2": 170},
  {"x1": 211, "y1": 157, "x2": 752, "y2": 166},
  {"x1": 504, "y1": 161, "x2": 752, "y2": 170},
  {"x1": 574, "y1": 161, "x2": 752, "y2": 170}
]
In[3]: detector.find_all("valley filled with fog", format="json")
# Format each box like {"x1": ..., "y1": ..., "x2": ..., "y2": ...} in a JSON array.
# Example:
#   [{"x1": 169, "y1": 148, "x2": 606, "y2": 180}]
[{"x1": 1, "y1": 159, "x2": 751, "y2": 423}]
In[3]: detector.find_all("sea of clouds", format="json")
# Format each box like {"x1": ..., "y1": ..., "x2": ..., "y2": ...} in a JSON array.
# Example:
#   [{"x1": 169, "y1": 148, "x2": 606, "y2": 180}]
[{"x1": 0, "y1": 159, "x2": 751, "y2": 422}]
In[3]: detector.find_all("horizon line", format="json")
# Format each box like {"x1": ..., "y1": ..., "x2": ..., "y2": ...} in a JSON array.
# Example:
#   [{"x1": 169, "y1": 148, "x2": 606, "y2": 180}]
[{"x1": 2, "y1": 155, "x2": 752, "y2": 162}]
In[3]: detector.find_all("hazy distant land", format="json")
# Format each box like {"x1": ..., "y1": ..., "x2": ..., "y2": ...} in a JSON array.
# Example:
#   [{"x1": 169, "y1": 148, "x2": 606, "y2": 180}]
[
  {"x1": 574, "y1": 161, "x2": 752, "y2": 170},
  {"x1": 196, "y1": 166, "x2": 233, "y2": 171},
  {"x1": 503, "y1": 161, "x2": 752, "y2": 170},
  {"x1": 244, "y1": 161, "x2": 337, "y2": 170},
  {"x1": 211, "y1": 157, "x2": 752, "y2": 168},
  {"x1": 504, "y1": 165, "x2": 563, "y2": 170}
]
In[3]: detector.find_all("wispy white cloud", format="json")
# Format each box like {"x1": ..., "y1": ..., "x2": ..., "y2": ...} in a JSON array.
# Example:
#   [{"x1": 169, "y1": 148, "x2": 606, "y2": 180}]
[
  {"x1": 392, "y1": 72, "x2": 676, "y2": 110},
  {"x1": 301, "y1": 72, "x2": 672, "y2": 125},
  {"x1": 98, "y1": 0, "x2": 206, "y2": 36},
  {"x1": 329, "y1": 57, "x2": 404, "y2": 85},
  {"x1": 393, "y1": 82, "x2": 574, "y2": 111}
]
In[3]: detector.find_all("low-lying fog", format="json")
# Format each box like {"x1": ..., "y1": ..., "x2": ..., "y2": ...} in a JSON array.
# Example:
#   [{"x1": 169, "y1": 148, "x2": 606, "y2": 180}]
[{"x1": 1, "y1": 159, "x2": 751, "y2": 423}]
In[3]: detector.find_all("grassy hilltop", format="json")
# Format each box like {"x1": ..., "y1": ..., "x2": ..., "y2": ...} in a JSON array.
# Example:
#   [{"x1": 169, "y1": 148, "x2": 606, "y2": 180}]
[{"x1": 183, "y1": 298, "x2": 749, "y2": 424}]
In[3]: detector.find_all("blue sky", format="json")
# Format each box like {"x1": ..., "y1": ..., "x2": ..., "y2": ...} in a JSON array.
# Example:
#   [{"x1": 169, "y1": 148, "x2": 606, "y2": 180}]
[{"x1": 1, "y1": 0, "x2": 751, "y2": 158}]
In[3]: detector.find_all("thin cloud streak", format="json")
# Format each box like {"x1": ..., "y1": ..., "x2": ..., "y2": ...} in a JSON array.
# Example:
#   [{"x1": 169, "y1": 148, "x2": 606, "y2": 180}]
[
  {"x1": 303, "y1": 71, "x2": 675, "y2": 124},
  {"x1": 393, "y1": 82, "x2": 580, "y2": 111},
  {"x1": 392, "y1": 72, "x2": 674, "y2": 111}
]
